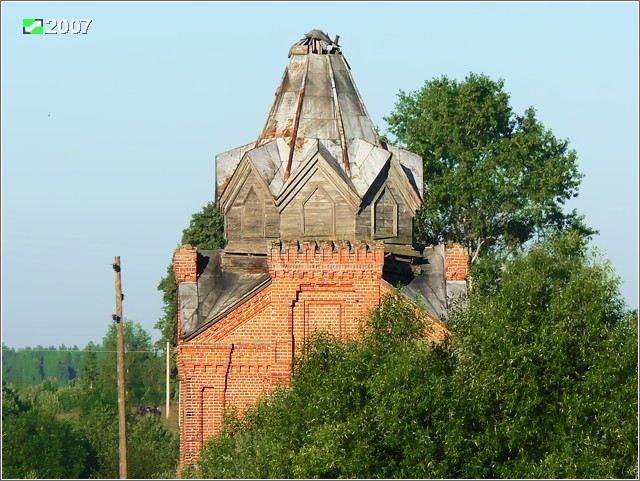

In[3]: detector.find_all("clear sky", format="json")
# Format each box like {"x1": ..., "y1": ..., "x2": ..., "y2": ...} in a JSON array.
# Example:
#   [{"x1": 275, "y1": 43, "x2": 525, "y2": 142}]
[{"x1": 2, "y1": 1, "x2": 638, "y2": 349}]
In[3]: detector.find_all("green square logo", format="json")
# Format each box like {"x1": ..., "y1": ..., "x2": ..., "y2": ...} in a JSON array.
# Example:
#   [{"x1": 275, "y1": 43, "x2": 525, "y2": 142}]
[{"x1": 23, "y1": 18, "x2": 43, "y2": 34}]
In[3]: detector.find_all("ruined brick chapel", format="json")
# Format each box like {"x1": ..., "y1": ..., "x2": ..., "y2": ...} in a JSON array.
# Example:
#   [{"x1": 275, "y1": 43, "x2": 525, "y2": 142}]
[{"x1": 173, "y1": 30, "x2": 468, "y2": 468}]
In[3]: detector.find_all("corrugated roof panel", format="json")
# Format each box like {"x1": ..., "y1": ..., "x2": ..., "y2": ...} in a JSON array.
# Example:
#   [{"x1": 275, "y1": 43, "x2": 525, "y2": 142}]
[
  {"x1": 328, "y1": 56, "x2": 352, "y2": 93},
  {"x1": 262, "y1": 113, "x2": 296, "y2": 139},
  {"x1": 348, "y1": 141, "x2": 391, "y2": 197},
  {"x1": 216, "y1": 142, "x2": 255, "y2": 195},
  {"x1": 319, "y1": 139, "x2": 345, "y2": 169},
  {"x1": 246, "y1": 143, "x2": 280, "y2": 188},
  {"x1": 223, "y1": 34, "x2": 422, "y2": 212},
  {"x1": 305, "y1": 55, "x2": 331, "y2": 96},
  {"x1": 301, "y1": 95, "x2": 336, "y2": 120},
  {"x1": 337, "y1": 91, "x2": 365, "y2": 116},
  {"x1": 274, "y1": 91, "x2": 300, "y2": 115},
  {"x1": 280, "y1": 55, "x2": 307, "y2": 92},
  {"x1": 342, "y1": 114, "x2": 377, "y2": 143},
  {"x1": 298, "y1": 117, "x2": 339, "y2": 142},
  {"x1": 347, "y1": 138, "x2": 375, "y2": 169}
]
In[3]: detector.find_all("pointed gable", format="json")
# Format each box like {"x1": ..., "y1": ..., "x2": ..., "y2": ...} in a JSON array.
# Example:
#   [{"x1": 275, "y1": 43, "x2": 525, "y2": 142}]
[{"x1": 215, "y1": 30, "x2": 423, "y2": 251}]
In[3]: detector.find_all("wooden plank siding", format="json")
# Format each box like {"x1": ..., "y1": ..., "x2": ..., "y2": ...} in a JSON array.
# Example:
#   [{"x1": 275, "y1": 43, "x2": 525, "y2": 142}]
[
  {"x1": 280, "y1": 168, "x2": 356, "y2": 240},
  {"x1": 224, "y1": 167, "x2": 279, "y2": 253}
]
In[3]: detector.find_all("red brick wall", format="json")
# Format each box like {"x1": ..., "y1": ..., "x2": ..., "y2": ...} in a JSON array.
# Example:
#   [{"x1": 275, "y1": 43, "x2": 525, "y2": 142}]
[
  {"x1": 174, "y1": 241, "x2": 454, "y2": 472},
  {"x1": 175, "y1": 240, "x2": 386, "y2": 470},
  {"x1": 267, "y1": 240, "x2": 385, "y2": 381},
  {"x1": 445, "y1": 243, "x2": 468, "y2": 281}
]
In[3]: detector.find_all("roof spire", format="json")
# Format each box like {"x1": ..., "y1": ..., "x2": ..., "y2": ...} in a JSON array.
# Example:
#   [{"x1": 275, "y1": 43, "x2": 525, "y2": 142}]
[{"x1": 289, "y1": 29, "x2": 342, "y2": 56}]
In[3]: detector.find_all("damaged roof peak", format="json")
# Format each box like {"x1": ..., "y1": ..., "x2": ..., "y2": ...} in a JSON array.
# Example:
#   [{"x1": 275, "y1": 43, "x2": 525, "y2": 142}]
[{"x1": 289, "y1": 29, "x2": 341, "y2": 56}]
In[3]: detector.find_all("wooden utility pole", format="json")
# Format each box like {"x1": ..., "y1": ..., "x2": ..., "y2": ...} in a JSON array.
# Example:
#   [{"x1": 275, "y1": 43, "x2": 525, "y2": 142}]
[
  {"x1": 113, "y1": 257, "x2": 128, "y2": 479},
  {"x1": 166, "y1": 340, "x2": 170, "y2": 419}
]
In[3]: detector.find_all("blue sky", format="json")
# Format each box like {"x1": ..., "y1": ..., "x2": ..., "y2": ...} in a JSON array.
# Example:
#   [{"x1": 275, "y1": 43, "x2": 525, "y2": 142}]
[{"x1": 2, "y1": 1, "x2": 638, "y2": 348}]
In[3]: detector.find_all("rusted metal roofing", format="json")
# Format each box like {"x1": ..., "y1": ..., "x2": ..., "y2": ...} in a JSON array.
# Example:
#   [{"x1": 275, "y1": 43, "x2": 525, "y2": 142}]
[
  {"x1": 216, "y1": 30, "x2": 423, "y2": 203},
  {"x1": 383, "y1": 245, "x2": 467, "y2": 322},
  {"x1": 181, "y1": 250, "x2": 271, "y2": 340}
]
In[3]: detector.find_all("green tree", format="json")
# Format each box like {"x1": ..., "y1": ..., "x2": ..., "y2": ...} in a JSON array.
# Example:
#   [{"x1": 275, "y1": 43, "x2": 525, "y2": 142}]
[
  {"x1": 98, "y1": 319, "x2": 163, "y2": 406},
  {"x1": 446, "y1": 230, "x2": 637, "y2": 478},
  {"x1": 2, "y1": 344, "x2": 84, "y2": 389},
  {"x1": 74, "y1": 322, "x2": 179, "y2": 478},
  {"x1": 80, "y1": 341, "x2": 100, "y2": 391},
  {"x1": 75, "y1": 400, "x2": 120, "y2": 478},
  {"x1": 128, "y1": 414, "x2": 180, "y2": 478},
  {"x1": 385, "y1": 73, "x2": 585, "y2": 264},
  {"x1": 2, "y1": 320, "x2": 179, "y2": 479},
  {"x1": 2, "y1": 381, "x2": 95, "y2": 479},
  {"x1": 191, "y1": 231, "x2": 637, "y2": 479}
]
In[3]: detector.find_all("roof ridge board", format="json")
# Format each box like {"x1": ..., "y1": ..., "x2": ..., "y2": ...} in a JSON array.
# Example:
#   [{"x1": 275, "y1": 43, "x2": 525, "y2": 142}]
[
  {"x1": 327, "y1": 51, "x2": 351, "y2": 175},
  {"x1": 215, "y1": 141, "x2": 257, "y2": 195},
  {"x1": 218, "y1": 156, "x2": 253, "y2": 212},
  {"x1": 284, "y1": 56, "x2": 310, "y2": 180},
  {"x1": 273, "y1": 139, "x2": 320, "y2": 203}
]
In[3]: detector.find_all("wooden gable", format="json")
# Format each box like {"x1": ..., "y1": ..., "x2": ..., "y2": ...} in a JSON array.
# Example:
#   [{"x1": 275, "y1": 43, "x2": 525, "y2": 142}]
[
  {"x1": 218, "y1": 155, "x2": 279, "y2": 253},
  {"x1": 276, "y1": 146, "x2": 360, "y2": 240},
  {"x1": 356, "y1": 156, "x2": 422, "y2": 245}
]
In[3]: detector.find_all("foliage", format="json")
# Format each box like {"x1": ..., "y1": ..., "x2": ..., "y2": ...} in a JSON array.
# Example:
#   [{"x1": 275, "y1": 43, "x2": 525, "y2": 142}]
[
  {"x1": 74, "y1": 400, "x2": 121, "y2": 478},
  {"x1": 2, "y1": 381, "x2": 96, "y2": 479},
  {"x1": 155, "y1": 201, "x2": 226, "y2": 403},
  {"x1": 76, "y1": 400, "x2": 180, "y2": 479},
  {"x1": 188, "y1": 294, "x2": 453, "y2": 479},
  {"x1": 448, "y1": 229, "x2": 636, "y2": 478},
  {"x1": 385, "y1": 73, "x2": 585, "y2": 264},
  {"x1": 1, "y1": 322, "x2": 179, "y2": 479},
  {"x1": 98, "y1": 319, "x2": 164, "y2": 406},
  {"x1": 180, "y1": 201, "x2": 226, "y2": 250},
  {"x1": 128, "y1": 414, "x2": 180, "y2": 479},
  {"x1": 79, "y1": 341, "x2": 100, "y2": 392},
  {"x1": 191, "y1": 231, "x2": 637, "y2": 479}
]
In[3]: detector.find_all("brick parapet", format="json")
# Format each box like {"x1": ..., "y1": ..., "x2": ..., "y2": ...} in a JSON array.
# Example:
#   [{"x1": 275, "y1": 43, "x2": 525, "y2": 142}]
[
  {"x1": 445, "y1": 242, "x2": 468, "y2": 281},
  {"x1": 174, "y1": 244, "x2": 198, "y2": 283},
  {"x1": 267, "y1": 240, "x2": 385, "y2": 277}
]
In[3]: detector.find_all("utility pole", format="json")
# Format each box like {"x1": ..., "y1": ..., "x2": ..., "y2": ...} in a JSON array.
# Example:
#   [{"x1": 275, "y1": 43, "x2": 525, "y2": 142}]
[
  {"x1": 113, "y1": 257, "x2": 128, "y2": 479},
  {"x1": 166, "y1": 340, "x2": 170, "y2": 419}
]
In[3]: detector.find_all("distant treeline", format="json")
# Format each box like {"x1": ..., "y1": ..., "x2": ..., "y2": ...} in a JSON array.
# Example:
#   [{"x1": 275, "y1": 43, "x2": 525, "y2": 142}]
[
  {"x1": 2, "y1": 344, "x2": 89, "y2": 387},
  {"x1": 2, "y1": 336, "x2": 165, "y2": 394}
]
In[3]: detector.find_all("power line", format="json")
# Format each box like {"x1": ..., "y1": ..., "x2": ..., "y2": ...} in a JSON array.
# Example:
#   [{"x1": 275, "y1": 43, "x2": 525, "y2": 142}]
[{"x1": 2, "y1": 348, "x2": 171, "y2": 353}]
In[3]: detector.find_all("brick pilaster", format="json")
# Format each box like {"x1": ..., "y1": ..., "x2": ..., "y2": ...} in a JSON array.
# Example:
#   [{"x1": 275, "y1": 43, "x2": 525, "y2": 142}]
[
  {"x1": 445, "y1": 242, "x2": 468, "y2": 281},
  {"x1": 174, "y1": 244, "x2": 198, "y2": 284}
]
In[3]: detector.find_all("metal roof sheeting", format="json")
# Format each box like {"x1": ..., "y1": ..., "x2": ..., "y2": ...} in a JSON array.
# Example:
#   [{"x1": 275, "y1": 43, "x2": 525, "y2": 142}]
[{"x1": 216, "y1": 31, "x2": 423, "y2": 204}]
